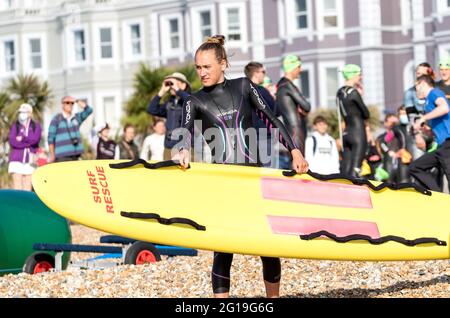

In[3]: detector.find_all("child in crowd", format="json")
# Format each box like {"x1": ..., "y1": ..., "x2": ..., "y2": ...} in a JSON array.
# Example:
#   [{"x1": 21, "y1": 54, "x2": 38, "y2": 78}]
[{"x1": 305, "y1": 116, "x2": 340, "y2": 175}]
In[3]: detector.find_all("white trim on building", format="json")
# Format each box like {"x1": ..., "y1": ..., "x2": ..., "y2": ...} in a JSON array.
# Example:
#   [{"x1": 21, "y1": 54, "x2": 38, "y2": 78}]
[
  {"x1": 190, "y1": 4, "x2": 217, "y2": 50},
  {"x1": 95, "y1": 90, "x2": 122, "y2": 134},
  {"x1": 298, "y1": 62, "x2": 317, "y2": 110},
  {"x1": 122, "y1": 18, "x2": 145, "y2": 63},
  {"x1": 22, "y1": 32, "x2": 48, "y2": 77},
  {"x1": 92, "y1": 21, "x2": 119, "y2": 68},
  {"x1": 438, "y1": 43, "x2": 450, "y2": 61},
  {"x1": 361, "y1": 51, "x2": 385, "y2": 109},
  {"x1": 403, "y1": 59, "x2": 415, "y2": 92},
  {"x1": 284, "y1": 0, "x2": 314, "y2": 42},
  {"x1": 66, "y1": 23, "x2": 91, "y2": 69},
  {"x1": 318, "y1": 60, "x2": 345, "y2": 108},
  {"x1": 160, "y1": 12, "x2": 185, "y2": 62},
  {"x1": 219, "y1": 1, "x2": 249, "y2": 53},
  {"x1": 316, "y1": 0, "x2": 345, "y2": 41},
  {"x1": 0, "y1": 34, "x2": 18, "y2": 78}
]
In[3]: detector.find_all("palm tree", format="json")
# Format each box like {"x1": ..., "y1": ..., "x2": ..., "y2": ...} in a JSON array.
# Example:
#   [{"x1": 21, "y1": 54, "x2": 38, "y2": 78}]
[{"x1": 7, "y1": 74, "x2": 52, "y2": 123}]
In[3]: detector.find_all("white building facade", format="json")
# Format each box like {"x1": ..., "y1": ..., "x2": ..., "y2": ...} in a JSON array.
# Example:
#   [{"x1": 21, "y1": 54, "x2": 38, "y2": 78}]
[{"x1": 1, "y1": 0, "x2": 450, "y2": 140}]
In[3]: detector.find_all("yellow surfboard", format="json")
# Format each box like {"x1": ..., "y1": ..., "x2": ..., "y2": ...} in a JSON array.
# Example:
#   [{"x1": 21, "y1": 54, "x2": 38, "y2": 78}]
[{"x1": 32, "y1": 160, "x2": 450, "y2": 261}]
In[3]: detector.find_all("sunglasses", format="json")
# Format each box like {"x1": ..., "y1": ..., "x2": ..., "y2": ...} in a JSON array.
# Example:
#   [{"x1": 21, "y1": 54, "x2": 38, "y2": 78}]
[{"x1": 63, "y1": 101, "x2": 75, "y2": 105}]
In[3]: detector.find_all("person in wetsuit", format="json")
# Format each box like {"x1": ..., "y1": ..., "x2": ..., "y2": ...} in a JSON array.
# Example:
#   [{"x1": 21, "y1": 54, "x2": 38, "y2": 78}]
[
  {"x1": 437, "y1": 57, "x2": 450, "y2": 103},
  {"x1": 276, "y1": 55, "x2": 311, "y2": 156},
  {"x1": 178, "y1": 35, "x2": 308, "y2": 298},
  {"x1": 375, "y1": 114, "x2": 409, "y2": 183},
  {"x1": 337, "y1": 64, "x2": 371, "y2": 177},
  {"x1": 244, "y1": 61, "x2": 277, "y2": 167}
]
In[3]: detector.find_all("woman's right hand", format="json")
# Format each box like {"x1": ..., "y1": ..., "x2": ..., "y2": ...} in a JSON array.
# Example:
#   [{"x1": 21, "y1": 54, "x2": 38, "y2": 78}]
[{"x1": 179, "y1": 149, "x2": 190, "y2": 169}]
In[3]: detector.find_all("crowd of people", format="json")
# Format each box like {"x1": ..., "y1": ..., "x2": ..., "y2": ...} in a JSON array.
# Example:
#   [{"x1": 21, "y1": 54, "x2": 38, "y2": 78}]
[
  {"x1": 5, "y1": 34, "x2": 450, "y2": 298},
  {"x1": 6, "y1": 50, "x2": 450, "y2": 194}
]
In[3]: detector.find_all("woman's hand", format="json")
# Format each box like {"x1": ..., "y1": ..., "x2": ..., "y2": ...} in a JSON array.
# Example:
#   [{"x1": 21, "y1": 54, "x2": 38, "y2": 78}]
[
  {"x1": 291, "y1": 149, "x2": 309, "y2": 174},
  {"x1": 179, "y1": 149, "x2": 190, "y2": 169}
]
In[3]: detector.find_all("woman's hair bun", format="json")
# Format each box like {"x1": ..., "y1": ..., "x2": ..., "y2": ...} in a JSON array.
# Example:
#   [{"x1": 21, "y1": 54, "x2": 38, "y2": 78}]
[{"x1": 205, "y1": 35, "x2": 226, "y2": 46}]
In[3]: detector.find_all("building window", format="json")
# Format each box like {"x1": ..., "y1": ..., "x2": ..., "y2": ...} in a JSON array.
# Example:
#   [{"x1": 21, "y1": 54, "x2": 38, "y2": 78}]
[
  {"x1": 102, "y1": 96, "x2": 116, "y2": 127},
  {"x1": 226, "y1": 8, "x2": 241, "y2": 41},
  {"x1": 0, "y1": 0, "x2": 14, "y2": 10},
  {"x1": 322, "y1": 0, "x2": 338, "y2": 28},
  {"x1": 200, "y1": 10, "x2": 212, "y2": 39},
  {"x1": 295, "y1": 0, "x2": 308, "y2": 29},
  {"x1": 299, "y1": 70, "x2": 310, "y2": 101},
  {"x1": 74, "y1": 30, "x2": 86, "y2": 62},
  {"x1": 325, "y1": 67, "x2": 339, "y2": 107},
  {"x1": 130, "y1": 24, "x2": 141, "y2": 55},
  {"x1": 29, "y1": 38, "x2": 42, "y2": 69},
  {"x1": 100, "y1": 28, "x2": 113, "y2": 59},
  {"x1": 169, "y1": 18, "x2": 180, "y2": 49},
  {"x1": 4, "y1": 40, "x2": 15, "y2": 72}
]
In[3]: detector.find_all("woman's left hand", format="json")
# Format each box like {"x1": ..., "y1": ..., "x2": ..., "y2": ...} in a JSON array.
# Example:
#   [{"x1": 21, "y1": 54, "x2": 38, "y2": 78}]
[{"x1": 291, "y1": 149, "x2": 309, "y2": 174}]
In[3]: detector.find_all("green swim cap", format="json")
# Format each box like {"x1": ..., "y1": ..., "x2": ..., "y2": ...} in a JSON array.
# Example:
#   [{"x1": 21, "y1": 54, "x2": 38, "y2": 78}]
[
  {"x1": 342, "y1": 64, "x2": 362, "y2": 80},
  {"x1": 283, "y1": 55, "x2": 302, "y2": 73},
  {"x1": 263, "y1": 76, "x2": 272, "y2": 86},
  {"x1": 375, "y1": 166, "x2": 389, "y2": 182},
  {"x1": 439, "y1": 56, "x2": 450, "y2": 70}
]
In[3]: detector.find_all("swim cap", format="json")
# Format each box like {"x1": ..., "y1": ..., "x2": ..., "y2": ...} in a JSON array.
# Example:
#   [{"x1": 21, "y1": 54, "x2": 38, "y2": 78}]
[
  {"x1": 439, "y1": 56, "x2": 450, "y2": 70},
  {"x1": 375, "y1": 166, "x2": 389, "y2": 182},
  {"x1": 263, "y1": 76, "x2": 272, "y2": 86},
  {"x1": 283, "y1": 55, "x2": 302, "y2": 73},
  {"x1": 342, "y1": 64, "x2": 362, "y2": 80}
]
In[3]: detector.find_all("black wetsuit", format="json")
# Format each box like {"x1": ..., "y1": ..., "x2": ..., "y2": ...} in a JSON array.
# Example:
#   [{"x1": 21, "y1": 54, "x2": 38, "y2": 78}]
[
  {"x1": 337, "y1": 86, "x2": 370, "y2": 177},
  {"x1": 181, "y1": 77, "x2": 298, "y2": 294},
  {"x1": 276, "y1": 77, "x2": 311, "y2": 155},
  {"x1": 436, "y1": 80, "x2": 450, "y2": 103},
  {"x1": 377, "y1": 127, "x2": 408, "y2": 183}
]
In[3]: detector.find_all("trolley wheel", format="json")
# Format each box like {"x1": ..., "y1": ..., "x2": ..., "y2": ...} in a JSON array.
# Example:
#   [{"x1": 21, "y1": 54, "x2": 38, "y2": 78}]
[
  {"x1": 23, "y1": 252, "x2": 55, "y2": 274},
  {"x1": 124, "y1": 241, "x2": 161, "y2": 265}
]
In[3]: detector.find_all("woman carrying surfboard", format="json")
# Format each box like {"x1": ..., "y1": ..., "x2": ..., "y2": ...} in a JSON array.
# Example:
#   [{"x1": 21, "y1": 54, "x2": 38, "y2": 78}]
[{"x1": 178, "y1": 35, "x2": 308, "y2": 298}]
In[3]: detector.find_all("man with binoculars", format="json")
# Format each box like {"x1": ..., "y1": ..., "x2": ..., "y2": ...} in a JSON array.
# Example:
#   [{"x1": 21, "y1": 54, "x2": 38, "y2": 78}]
[
  {"x1": 48, "y1": 96, "x2": 93, "y2": 163},
  {"x1": 147, "y1": 72, "x2": 191, "y2": 160}
]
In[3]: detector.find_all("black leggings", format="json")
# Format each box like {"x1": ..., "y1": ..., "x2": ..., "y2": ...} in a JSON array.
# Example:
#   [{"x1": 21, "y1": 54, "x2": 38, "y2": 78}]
[
  {"x1": 211, "y1": 252, "x2": 281, "y2": 294},
  {"x1": 409, "y1": 139, "x2": 450, "y2": 192},
  {"x1": 341, "y1": 140, "x2": 367, "y2": 177}
]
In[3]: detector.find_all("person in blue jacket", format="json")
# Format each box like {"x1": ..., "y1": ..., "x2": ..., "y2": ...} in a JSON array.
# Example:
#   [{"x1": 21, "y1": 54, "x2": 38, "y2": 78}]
[{"x1": 147, "y1": 72, "x2": 191, "y2": 160}]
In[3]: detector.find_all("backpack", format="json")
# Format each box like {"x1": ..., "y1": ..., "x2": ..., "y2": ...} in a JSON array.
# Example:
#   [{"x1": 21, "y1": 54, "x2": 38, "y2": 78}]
[{"x1": 311, "y1": 135, "x2": 333, "y2": 156}]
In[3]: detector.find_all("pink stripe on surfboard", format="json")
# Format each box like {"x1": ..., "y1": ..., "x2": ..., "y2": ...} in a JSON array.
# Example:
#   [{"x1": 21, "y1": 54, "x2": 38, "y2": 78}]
[
  {"x1": 261, "y1": 177, "x2": 373, "y2": 209},
  {"x1": 267, "y1": 216, "x2": 380, "y2": 238}
]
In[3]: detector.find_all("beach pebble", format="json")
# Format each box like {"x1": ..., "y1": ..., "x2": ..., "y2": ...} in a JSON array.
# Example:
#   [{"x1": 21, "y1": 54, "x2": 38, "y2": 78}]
[{"x1": 0, "y1": 225, "x2": 449, "y2": 298}]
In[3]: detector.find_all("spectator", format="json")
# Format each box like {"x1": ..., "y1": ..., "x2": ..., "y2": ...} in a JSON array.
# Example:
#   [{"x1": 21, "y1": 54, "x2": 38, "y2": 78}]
[
  {"x1": 305, "y1": 116, "x2": 340, "y2": 175},
  {"x1": 48, "y1": 96, "x2": 93, "y2": 162},
  {"x1": 276, "y1": 55, "x2": 311, "y2": 156},
  {"x1": 96, "y1": 123, "x2": 116, "y2": 160},
  {"x1": 8, "y1": 103, "x2": 42, "y2": 191},
  {"x1": 115, "y1": 124, "x2": 139, "y2": 160},
  {"x1": 244, "y1": 61, "x2": 277, "y2": 167},
  {"x1": 436, "y1": 56, "x2": 450, "y2": 102},
  {"x1": 262, "y1": 76, "x2": 276, "y2": 99},
  {"x1": 375, "y1": 114, "x2": 409, "y2": 183},
  {"x1": 140, "y1": 119, "x2": 166, "y2": 161},
  {"x1": 147, "y1": 72, "x2": 191, "y2": 160},
  {"x1": 404, "y1": 62, "x2": 435, "y2": 114},
  {"x1": 409, "y1": 75, "x2": 450, "y2": 192},
  {"x1": 403, "y1": 62, "x2": 436, "y2": 159}
]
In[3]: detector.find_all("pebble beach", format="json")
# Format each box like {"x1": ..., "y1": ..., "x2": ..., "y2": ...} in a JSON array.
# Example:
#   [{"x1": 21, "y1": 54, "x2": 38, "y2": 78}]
[{"x1": 0, "y1": 224, "x2": 449, "y2": 298}]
